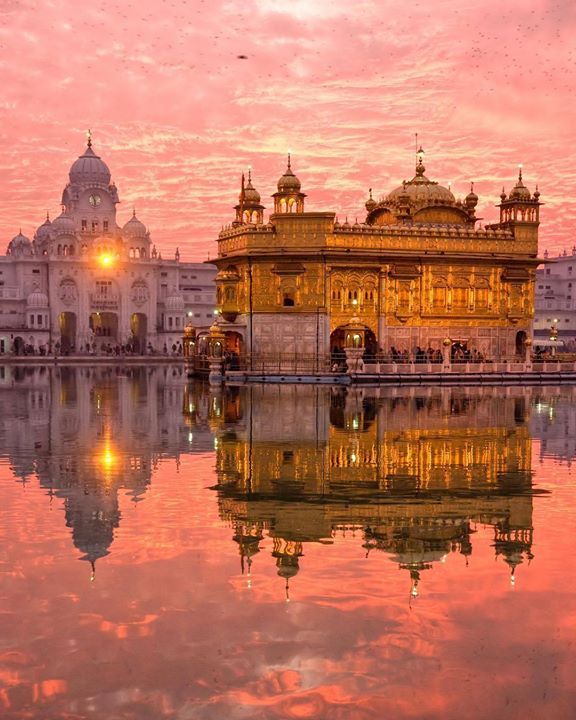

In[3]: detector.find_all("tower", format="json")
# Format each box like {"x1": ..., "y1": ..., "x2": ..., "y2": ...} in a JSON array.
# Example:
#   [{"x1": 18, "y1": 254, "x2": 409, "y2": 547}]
[
  {"x1": 233, "y1": 169, "x2": 265, "y2": 226},
  {"x1": 272, "y1": 155, "x2": 306, "y2": 214},
  {"x1": 498, "y1": 168, "x2": 541, "y2": 235}
]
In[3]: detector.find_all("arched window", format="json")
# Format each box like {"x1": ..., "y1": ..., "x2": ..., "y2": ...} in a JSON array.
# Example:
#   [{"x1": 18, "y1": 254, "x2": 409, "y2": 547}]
[{"x1": 140, "y1": 247, "x2": 146, "y2": 259}]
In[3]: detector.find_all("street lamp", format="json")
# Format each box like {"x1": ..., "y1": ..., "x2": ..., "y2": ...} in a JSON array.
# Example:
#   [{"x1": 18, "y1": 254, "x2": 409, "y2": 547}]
[{"x1": 550, "y1": 319, "x2": 558, "y2": 342}]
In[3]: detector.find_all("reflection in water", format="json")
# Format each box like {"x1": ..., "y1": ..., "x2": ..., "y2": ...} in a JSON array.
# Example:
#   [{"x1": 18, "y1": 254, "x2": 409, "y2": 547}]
[
  {"x1": 200, "y1": 384, "x2": 540, "y2": 598},
  {"x1": 0, "y1": 365, "x2": 209, "y2": 579},
  {"x1": 3, "y1": 368, "x2": 576, "y2": 719}
]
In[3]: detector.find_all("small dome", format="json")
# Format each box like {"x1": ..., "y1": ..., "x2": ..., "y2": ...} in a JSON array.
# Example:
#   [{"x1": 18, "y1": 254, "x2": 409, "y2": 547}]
[
  {"x1": 465, "y1": 182, "x2": 478, "y2": 208},
  {"x1": 243, "y1": 172, "x2": 261, "y2": 205},
  {"x1": 509, "y1": 170, "x2": 531, "y2": 200},
  {"x1": 123, "y1": 211, "x2": 147, "y2": 238},
  {"x1": 277, "y1": 155, "x2": 301, "y2": 193},
  {"x1": 365, "y1": 189, "x2": 377, "y2": 212},
  {"x1": 27, "y1": 290, "x2": 48, "y2": 308},
  {"x1": 51, "y1": 211, "x2": 76, "y2": 236},
  {"x1": 35, "y1": 214, "x2": 52, "y2": 241},
  {"x1": 7, "y1": 231, "x2": 33, "y2": 256},
  {"x1": 165, "y1": 294, "x2": 185, "y2": 312},
  {"x1": 69, "y1": 141, "x2": 111, "y2": 186}
]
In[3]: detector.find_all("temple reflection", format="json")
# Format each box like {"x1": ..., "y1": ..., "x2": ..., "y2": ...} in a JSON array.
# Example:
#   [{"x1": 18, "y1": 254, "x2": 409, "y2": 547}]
[
  {"x1": 0, "y1": 365, "x2": 209, "y2": 577},
  {"x1": 200, "y1": 384, "x2": 541, "y2": 597}
]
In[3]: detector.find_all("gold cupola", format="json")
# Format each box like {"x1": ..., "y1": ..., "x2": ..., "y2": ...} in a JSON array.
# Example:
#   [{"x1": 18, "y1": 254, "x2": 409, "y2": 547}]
[{"x1": 272, "y1": 154, "x2": 306, "y2": 214}]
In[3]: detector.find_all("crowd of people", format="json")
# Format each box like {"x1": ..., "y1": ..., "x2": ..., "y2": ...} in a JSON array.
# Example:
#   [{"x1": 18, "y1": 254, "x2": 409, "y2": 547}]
[
  {"x1": 8, "y1": 340, "x2": 184, "y2": 357},
  {"x1": 330, "y1": 343, "x2": 489, "y2": 371}
]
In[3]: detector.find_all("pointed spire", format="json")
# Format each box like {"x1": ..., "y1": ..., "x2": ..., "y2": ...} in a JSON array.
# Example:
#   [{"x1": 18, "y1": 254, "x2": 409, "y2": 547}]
[
  {"x1": 46, "y1": 211, "x2": 50, "y2": 222},
  {"x1": 287, "y1": 152, "x2": 291, "y2": 170},
  {"x1": 87, "y1": 128, "x2": 92, "y2": 149},
  {"x1": 132, "y1": 207, "x2": 136, "y2": 218},
  {"x1": 518, "y1": 164, "x2": 523, "y2": 182}
]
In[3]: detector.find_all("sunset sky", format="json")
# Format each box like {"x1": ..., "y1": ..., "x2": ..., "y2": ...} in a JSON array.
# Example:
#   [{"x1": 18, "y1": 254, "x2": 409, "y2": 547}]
[{"x1": 0, "y1": 0, "x2": 574, "y2": 260}]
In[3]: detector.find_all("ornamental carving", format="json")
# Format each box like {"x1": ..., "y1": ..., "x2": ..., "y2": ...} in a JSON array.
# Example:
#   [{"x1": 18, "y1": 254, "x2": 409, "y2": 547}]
[
  {"x1": 58, "y1": 278, "x2": 78, "y2": 306},
  {"x1": 131, "y1": 280, "x2": 149, "y2": 306}
]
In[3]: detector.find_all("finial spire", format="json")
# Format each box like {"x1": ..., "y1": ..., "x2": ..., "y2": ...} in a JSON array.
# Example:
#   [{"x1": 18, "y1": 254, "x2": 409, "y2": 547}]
[
  {"x1": 518, "y1": 163, "x2": 523, "y2": 182},
  {"x1": 470, "y1": 181, "x2": 474, "y2": 192},
  {"x1": 369, "y1": 188, "x2": 373, "y2": 199},
  {"x1": 87, "y1": 128, "x2": 92, "y2": 149},
  {"x1": 287, "y1": 152, "x2": 291, "y2": 169},
  {"x1": 46, "y1": 211, "x2": 50, "y2": 221},
  {"x1": 132, "y1": 207, "x2": 136, "y2": 218},
  {"x1": 248, "y1": 167, "x2": 252, "y2": 183}
]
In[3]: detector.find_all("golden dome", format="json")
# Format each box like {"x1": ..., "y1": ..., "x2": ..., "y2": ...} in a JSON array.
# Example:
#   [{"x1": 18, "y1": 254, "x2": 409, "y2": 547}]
[
  {"x1": 365, "y1": 188, "x2": 377, "y2": 212},
  {"x1": 242, "y1": 169, "x2": 261, "y2": 205},
  {"x1": 277, "y1": 154, "x2": 301, "y2": 193},
  {"x1": 508, "y1": 168, "x2": 531, "y2": 200},
  {"x1": 384, "y1": 157, "x2": 455, "y2": 206}
]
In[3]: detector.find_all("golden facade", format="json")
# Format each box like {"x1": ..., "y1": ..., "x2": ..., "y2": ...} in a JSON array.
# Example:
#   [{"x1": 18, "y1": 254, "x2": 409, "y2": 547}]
[
  {"x1": 213, "y1": 151, "x2": 541, "y2": 358},
  {"x1": 188, "y1": 384, "x2": 539, "y2": 596}
]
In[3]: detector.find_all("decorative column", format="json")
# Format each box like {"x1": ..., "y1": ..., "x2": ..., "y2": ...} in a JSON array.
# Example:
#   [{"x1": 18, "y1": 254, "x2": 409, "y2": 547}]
[
  {"x1": 524, "y1": 337, "x2": 532, "y2": 372},
  {"x1": 343, "y1": 316, "x2": 366, "y2": 374},
  {"x1": 442, "y1": 337, "x2": 452, "y2": 372},
  {"x1": 183, "y1": 323, "x2": 196, "y2": 376},
  {"x1": 207, "y1": 322, "x2": 225, "y2": 385}
]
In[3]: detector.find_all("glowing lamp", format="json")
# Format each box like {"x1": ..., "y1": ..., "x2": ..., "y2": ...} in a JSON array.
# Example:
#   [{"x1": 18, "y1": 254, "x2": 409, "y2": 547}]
[{"x1": 98, "y1": 253, "x2": 115, "y2": 268}]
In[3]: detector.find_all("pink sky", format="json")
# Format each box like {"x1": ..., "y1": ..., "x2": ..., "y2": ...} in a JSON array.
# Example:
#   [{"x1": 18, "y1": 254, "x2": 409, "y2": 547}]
[{"x1": 0, "y1": 0, "x2": 574, "y2": 261}]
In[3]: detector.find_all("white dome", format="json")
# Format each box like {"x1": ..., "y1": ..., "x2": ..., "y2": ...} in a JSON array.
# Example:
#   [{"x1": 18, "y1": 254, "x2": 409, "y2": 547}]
[
  {"x1": 35, "y1": 216, "x2": 52, "y2": 241},
  {"x1": 69, "y1": 144, "x2": 111, "y2": 186},
  {"x1": 165, "y1": 294, "x2": 185, "y2": 312},
  {"x1": 123, "y1": 212, "x2": 147, "y2": 238},
  {"x1": 51, "y1": 212, "x2": 76, "y2": 237},
  {"x1": 7, "y1": 231, "x2": 33, "y2": 256},
  {"x1": 27, "y1": 290, "x2": 48, "y2": 308}
]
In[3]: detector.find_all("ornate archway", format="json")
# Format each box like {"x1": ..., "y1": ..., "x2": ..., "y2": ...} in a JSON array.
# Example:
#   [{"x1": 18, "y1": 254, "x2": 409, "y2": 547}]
[
  {"x1": 59, "y1": 312, "x2": 77, "y2": 353},
  {"x1": 330, "y1": 325, "x2": 377, "y2": 357},
  {"x1": 515, "y1": 330, "x2": 527, "y2": 356},
  {"x1": 131, "y1": 313, "x2": 148, "y2": 353}
]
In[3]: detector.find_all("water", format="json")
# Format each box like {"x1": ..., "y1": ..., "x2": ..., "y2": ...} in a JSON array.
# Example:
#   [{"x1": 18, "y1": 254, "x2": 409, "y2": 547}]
[{"x1": 0, "y1": 366, "x2": 575, "y2": 719}]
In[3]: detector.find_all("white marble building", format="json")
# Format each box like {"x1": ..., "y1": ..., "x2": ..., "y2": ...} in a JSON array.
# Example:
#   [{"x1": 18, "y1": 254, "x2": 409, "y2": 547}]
[
  {"x1": 0, "y1": 137, "x2": 216, "y2": 355},
  {"x1": 534, "y1": 248, "x2": 576, "y2": 347}
]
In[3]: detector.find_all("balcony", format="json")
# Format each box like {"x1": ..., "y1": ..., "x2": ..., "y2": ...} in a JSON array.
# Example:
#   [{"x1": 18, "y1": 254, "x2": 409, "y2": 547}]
[
  {"x1": 0, "y1": 287, "x2": 23, "y2": 300},
  {"x1": 89, "y1": 293, "x2": 120, "y2": 311}
]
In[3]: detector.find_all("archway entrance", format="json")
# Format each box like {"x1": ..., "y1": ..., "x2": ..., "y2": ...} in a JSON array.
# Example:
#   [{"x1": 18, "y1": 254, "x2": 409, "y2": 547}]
[
  {"x1": 224, "y1": 331, "x2": 244, "y2": 370},
  {"x1": 89, "y1": 312, "x2": 118, "y2": 343},
  {"x1": 130, "y1": 313, "x2": 147, "y2": 353},
  {"x1": 515, "y1": 330, "x2": 527, "y2": 356},
  {"x1": 59, "y1": 312, "x2": 77, "y2": 353},
  {"x1": 13, "y1": 336, "x2": 25, "y2": 355},
  {"x1": 330, "y1": 326, "x2": 378, "y2": 358}
]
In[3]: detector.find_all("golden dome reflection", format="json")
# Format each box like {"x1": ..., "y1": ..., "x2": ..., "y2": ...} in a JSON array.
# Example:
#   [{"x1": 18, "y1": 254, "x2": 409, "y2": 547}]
[{"x1": 202, "y1": 383, "x2": 544, "y2": 601}]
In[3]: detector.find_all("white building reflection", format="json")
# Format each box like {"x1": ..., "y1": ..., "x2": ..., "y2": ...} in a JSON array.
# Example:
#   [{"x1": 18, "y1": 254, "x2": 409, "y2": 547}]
[{"x1": 0, "y1": 366, "x2": 213, "y2": 576}]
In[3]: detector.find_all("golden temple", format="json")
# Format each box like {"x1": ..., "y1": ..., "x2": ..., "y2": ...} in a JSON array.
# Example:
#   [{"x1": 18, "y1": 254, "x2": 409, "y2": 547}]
[{"x1": 212, "y1": 149, "x2": 541, "y2": 362}]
